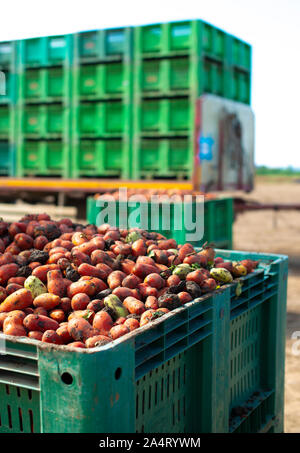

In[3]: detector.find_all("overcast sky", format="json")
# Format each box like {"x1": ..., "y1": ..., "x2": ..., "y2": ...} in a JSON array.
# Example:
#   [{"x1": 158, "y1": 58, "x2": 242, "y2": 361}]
[{"x1": 1, "y1": 0, "x2": 300, "y2": 168}]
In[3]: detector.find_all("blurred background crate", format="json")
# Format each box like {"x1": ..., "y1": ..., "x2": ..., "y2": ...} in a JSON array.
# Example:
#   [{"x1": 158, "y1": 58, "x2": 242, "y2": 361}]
[
  {"x1": 132, "y1": 20, "x2": 251, "y2": 182},
  {"x1": 72, "y1": 138, "x2": 130, "y2": 179},
  {"x1": 18, "y1": 35, "x2": 73, "y2": 67},
  {"x1": 0, "y1": 142, "x2": 16, "y2": 176},
  {"x1": 17, "y1": 139, "x2": 70, "y2": 177},
  {"x1": 20, "y1": 66, "x2": 71, "y2": 103},
  {"x1": 132, "y1": 136, "x2": 192, "y2": 180},
  {"x1": 0, "y1": 41, "x2": 17, "y2": 176}
]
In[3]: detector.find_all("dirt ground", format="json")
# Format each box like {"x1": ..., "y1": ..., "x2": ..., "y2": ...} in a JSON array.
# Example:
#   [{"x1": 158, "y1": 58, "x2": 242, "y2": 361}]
[{"x1": 227, "y1": 178, "x2": 300, "y2": 433}]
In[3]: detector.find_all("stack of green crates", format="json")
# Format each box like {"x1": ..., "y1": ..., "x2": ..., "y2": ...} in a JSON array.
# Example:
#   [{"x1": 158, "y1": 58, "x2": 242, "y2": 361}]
[
  {"x1": 71, "y1": 28, "x2": 132, "y2": 179},
  {"x1": 132, "y1": 20, "x2": 251, "y2": 181},
  {"x1": 16, "y1": 35, "x2": 73, "y2": 177},
  {"x1": 0, "y1": 20, "x2": 251, "y2": 180},
  {"x1": 0, "y1": 41, "x2": 17, "y2": 175}
]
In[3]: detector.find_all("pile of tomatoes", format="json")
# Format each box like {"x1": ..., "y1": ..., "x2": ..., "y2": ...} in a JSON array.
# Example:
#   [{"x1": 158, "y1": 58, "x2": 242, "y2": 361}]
[{"x1": 0, "y1": 214, "x2": 257, "y2": 349}]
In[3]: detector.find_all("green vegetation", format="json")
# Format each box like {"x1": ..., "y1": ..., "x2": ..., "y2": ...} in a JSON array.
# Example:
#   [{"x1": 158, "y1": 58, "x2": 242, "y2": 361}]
[{"x1": 256, "y1": 166, "x2": 300, "y2": 177}]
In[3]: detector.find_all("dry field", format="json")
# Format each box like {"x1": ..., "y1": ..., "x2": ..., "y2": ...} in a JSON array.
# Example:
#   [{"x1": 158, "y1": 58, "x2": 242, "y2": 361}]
[{"x1": 228, "y1": 177, "x2": 300, "y2": 433}]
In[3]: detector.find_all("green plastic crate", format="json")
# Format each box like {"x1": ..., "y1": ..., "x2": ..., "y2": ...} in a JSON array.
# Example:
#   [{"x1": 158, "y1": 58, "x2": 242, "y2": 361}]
[
  {"x1": 87, "y1": 196, "x2": 233, "y2": 249},
  {"x1": 19, "y1": 35, "x2": 73, "y2": 67},
  {"x1": 229, "y1": 36, "x2": 252, "y2": 71},
  {"x1": 134, "y1": 20, "x2": 228, "y2": 60},
  {"x1": 0, "y1": 105, "x2": 11, "y2": 137},
  {"x1": 21, "y1": 104, "x2": 69, "y2": 138},
  {"x1": 75, "y1": 61, "x2": 130, "y2": 99},
  {"x1": 0, "y1": 41, "x2": 17, "y2": 106},
  {"x1": 71, "y1": 138, "x2": 131, "y2": 179},
  {"x1": 137, "y1": 57, "x2": 193, "y2": 95},
  {"x1": 0, "y1": 249, "x2": 288, "y2": 433},
  {"x1": 0, "y1": 41, "x2": 15, "y2": 68},
  {"x1": 221, "y1": 249, "x2": 288, "y2": 433},
  {"x1": 17, "y1": 139, "x2": 70, "y2": 177},
  {"x1": 76, "y1": 101, "x2": 129, "y2": 137},
  {"x1": 136, "y1": 98, "x2": 193, "y2": 135},
  {"x1": 203, "y1": 60, "x2": 227, "y2": 97},
  {"x1": 74, "y1": 27, "x2": 132, "y2": 63},
  {"x1": 20, "y1": 67, "x2": 71, "y2": 102},
  {"x1": 0, "y1": 141, "x2": 15, "y2": 175},
  {"x1": 131, "y1": 136, "x2": 193, "y2": 180},
  {"x1": 135, "y1": 56, "x2": 226, "y2": 98}
]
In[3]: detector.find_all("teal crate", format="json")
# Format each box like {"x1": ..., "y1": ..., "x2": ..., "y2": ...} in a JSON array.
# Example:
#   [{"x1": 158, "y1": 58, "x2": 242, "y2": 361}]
[
  {"x1": 0, "y1": 41, "x2": 16, "y2": 68},
  {"x1": 87, "y1": 196, "x2": 233, "y2": 249},
  {"x1": 20, "y1": 67, "x2": 71, "y2": 102},
  {"x1": 71, "y1": 138, "x2": 131, "y2": 179},
  {"x1": 0, "y1": 105, "x2": 12, "y2": 138},
  {"x1": 0, "y1": 101, "x2": 16, "y2": 155},
  {"x1": 17, "y1": 139, "x2": 70, "y2": 177},
  {"x1": 19, "y1": 35, "x2": 73, "y2": 67},
  {"x1": 131, "y1": 136, "x2": 193, "y2": 180},
  {"x1": 0, "y1": 141, "x2": 15, "y2": 175},
  {"x1": 74, "y1": 27, "x2": 132, "y2": 63},
  {"x1": 20, "y1": 104, "x2": 70, "y2": 138},
  {"x1": 0, "y1": 249, "x2": 287, "y2": 433},
  {"x1": 0, "y1": 70, "x2": 17, "y2": 104},
  {"x1": 0, "y1": 41, "x2": 17, "y2": 105}
]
